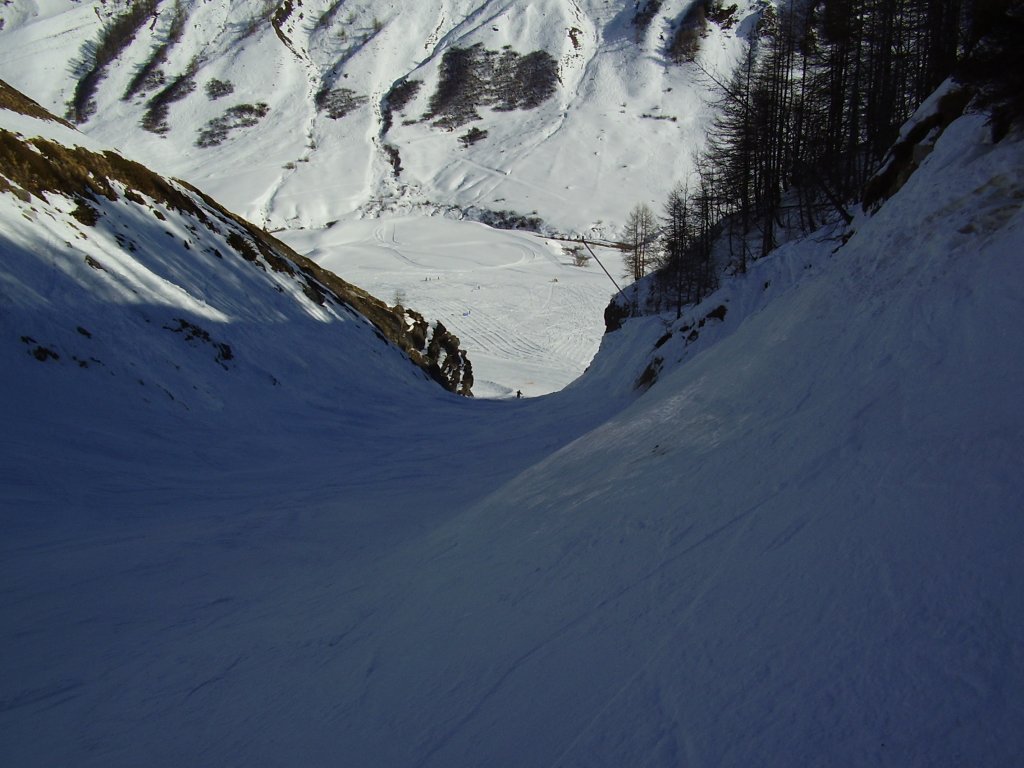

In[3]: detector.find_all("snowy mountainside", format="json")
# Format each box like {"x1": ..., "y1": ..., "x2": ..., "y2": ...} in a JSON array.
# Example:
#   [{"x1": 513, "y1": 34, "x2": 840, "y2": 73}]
[
  {"x1": 279, "y1": 216, "x2": 619, "y2": 397},
  {"x1": 303, "y1": 112, "x2": 1024, "y2": 766},
  {"x1": 0, "y1": 78, "x2": 472, "y2": 409},
  {"x1": 0, "y1": 0, "x2": 747, "y2": 393},
  {"x1": 471, "y1": 113, "x2": 1024, "y2": 765},
  {"x1": 0, "y1": 0, "x2": 753, "y2": 234},
  {"x1": 3, "y1": 65, "x2": 1023, "y2": 767}
]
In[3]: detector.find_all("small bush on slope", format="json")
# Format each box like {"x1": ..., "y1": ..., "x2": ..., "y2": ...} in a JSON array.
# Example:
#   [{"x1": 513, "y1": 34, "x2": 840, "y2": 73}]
[
  {"x1": 196, "y1": 103, "x2": 270, "y2": 147},
  {"x1": 205, "y1": 78, "x2": 235, "y2": 100},
  {"x1": 142, "y1": 58, "x2": 201, "y2": 134},
  {"x1": 668, "y1": 3, "x2": 708, "y2": 63},
  {"x1": 381, "y1": 78, "x2": 422, "y2": 134},
  {"x1": 315, "y1": 88, "x2": 368, "y2": 120}
]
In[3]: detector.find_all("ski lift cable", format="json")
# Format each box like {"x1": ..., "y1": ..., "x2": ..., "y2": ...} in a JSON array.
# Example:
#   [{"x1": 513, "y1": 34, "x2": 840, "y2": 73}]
[{"x1": 580, "y1": 239, "x2": 629, "y2": 305}]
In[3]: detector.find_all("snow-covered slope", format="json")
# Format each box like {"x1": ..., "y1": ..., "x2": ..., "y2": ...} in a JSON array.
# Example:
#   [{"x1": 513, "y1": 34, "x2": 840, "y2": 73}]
[
  {"x1": 0, "y1": 79, "x2": 474, "y2": 411},
  {"x1": 3, "y1": 49, "x2": 1023, "y2": 766},
  {"x1": 0, "y1": 0, "x2": 759, "y2": 393},
  {"x1": 280, "y1": 216, "x2": 618, "y2": 396},
  {"x1": 0, "y1": 0, "x2": 752, "y2": 235}
]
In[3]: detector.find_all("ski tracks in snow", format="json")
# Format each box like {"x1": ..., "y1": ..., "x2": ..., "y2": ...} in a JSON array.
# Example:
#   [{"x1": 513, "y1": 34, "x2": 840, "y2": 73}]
[
  {"x1": 432, "y1": 296, "x2": 551, "y2": 364},
  {"x1": 542, "y1": 491, "x2": 783, "y2": 767}
]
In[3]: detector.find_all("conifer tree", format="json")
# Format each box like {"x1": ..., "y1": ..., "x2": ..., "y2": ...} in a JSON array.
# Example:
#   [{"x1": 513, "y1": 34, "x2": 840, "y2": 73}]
[{"x1": 623, "y1": 203, "x2": 657, "y2": 281}]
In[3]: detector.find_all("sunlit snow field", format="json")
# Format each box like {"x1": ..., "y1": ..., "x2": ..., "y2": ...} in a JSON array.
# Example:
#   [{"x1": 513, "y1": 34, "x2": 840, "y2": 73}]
[{"x1": 282, "y1": 217, "x2": 619, "y2": 396}]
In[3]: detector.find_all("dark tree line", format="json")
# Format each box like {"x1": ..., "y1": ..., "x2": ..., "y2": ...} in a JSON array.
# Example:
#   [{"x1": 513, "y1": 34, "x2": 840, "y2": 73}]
[
  {"x1": 708, "y1": 0, "x2": 991, "y2": 264},
  {"x1": 658, "y1": 178, "x2": 718, "y2": 317},
  {"x1": 123, "y1": 0, "x2": 190, "y2": 101},
  {"x1": 623, "y1": 171, "x2": 719, "y2": 317},
  {"x1": 629, "y1": 0, "x2": 1021, "y2": 318},
  {"x1": 955, "y1": 0, "x2": 1024, "y2": 141},
  {"x1": 67, "y1": 0, "x2": 160, "y2": 123}
]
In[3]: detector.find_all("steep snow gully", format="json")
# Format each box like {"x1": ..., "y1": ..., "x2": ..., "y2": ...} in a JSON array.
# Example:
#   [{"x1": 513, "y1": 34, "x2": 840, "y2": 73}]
[{"x1": 3, "y1": 98, "x2": 1024, "y2": 768}]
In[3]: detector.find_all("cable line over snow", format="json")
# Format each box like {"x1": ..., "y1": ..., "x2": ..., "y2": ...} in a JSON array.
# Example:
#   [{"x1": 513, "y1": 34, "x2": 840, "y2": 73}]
[{"x1": 579, "y1": 238, "x2": 628, "y2": 304}]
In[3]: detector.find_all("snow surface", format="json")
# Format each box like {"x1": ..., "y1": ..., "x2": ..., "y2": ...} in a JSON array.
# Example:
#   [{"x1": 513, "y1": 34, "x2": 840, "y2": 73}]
[
  {"x1": 3, "y1": 61, "x2": 1024, "y2": 767},
  {"x1": 0, "y1": 0, "x2": 762, "y2": 393},
  {"x1": 0, "y1": 0, "x2": 752, "y2": 234},
  {"x1": 280, "y1": 217, "x2": 617, "y2": 396}
]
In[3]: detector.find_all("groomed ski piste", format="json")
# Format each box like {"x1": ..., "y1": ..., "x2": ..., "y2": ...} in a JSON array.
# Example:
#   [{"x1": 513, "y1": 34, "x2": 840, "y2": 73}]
[
  {"x1": 3, "y1": 53, "x2": 1024, "y2": 765},
  {"x1": 281, "y1": 217, "x2": 618, "y2": 397}
]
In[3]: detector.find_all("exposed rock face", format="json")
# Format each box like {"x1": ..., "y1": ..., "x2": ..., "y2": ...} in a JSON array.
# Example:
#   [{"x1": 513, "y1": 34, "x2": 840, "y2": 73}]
[
  {"x1": 423, "y1": 321, "x2": 473, "y2": 395},
  {"x1": 862, "y1": 84, "x2": 973, "y2": 211}
]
